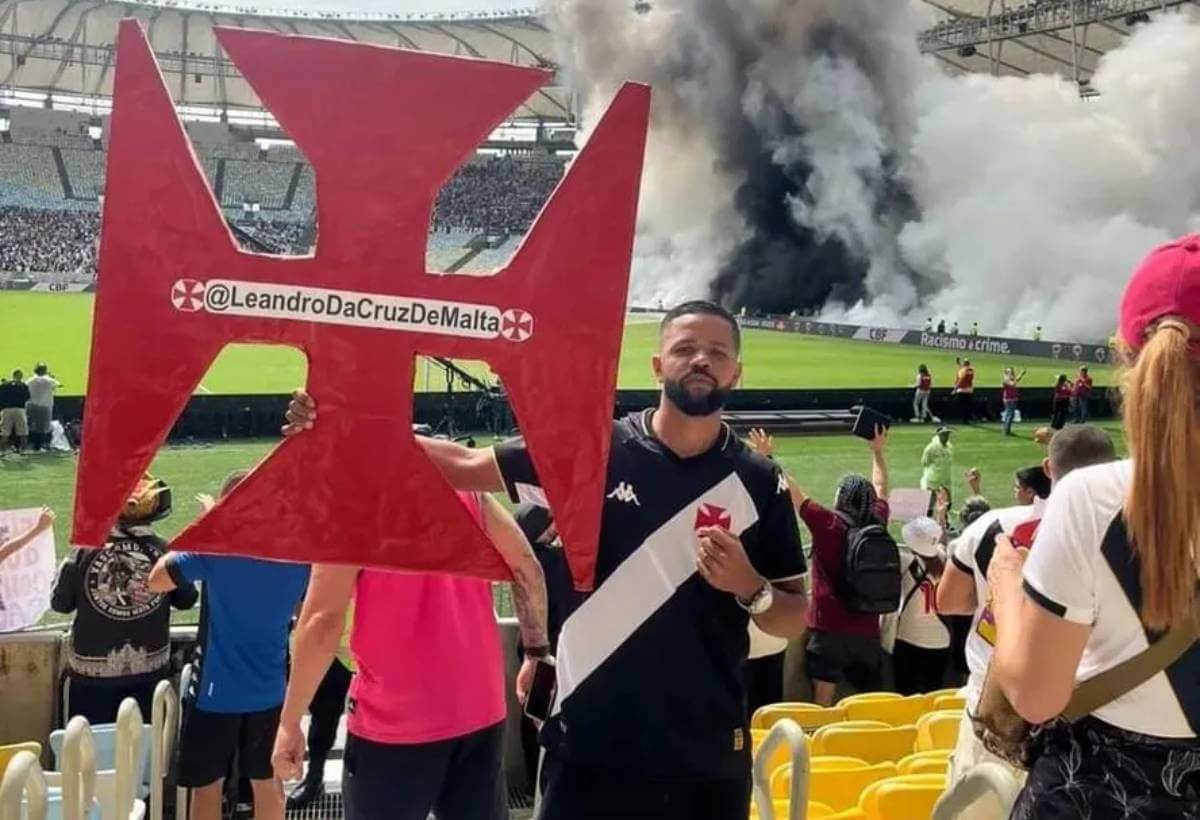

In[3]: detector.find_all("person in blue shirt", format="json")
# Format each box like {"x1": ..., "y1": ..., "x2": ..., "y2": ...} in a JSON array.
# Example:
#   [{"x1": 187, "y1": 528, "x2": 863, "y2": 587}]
[{"x1": 148, "y1": 470, "x2": 309, "y2": 820}]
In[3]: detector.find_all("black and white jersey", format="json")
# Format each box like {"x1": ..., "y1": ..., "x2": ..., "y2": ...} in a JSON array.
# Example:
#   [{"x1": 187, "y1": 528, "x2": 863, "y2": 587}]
[
  {"x1": 495, "y1": 409, "x2": 806, "y2": 779},
  {"x1": 1023, "y1": 459, "x2": 1200, "y2": 738},
  {"x1": 949, "y1": 497, "x2": 1046, "y2": 711}
]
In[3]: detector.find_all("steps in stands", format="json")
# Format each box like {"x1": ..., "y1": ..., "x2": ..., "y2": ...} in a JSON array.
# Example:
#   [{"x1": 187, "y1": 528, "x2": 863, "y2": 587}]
[{"x1": 50, "y1": 147, "x2": 73, "y2": 199}]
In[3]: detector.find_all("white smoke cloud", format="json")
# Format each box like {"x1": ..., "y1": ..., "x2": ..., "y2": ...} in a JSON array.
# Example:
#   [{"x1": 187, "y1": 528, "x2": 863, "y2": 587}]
[{"x1": 548, "y1": 1, "x2": 1200, "y2": 340}]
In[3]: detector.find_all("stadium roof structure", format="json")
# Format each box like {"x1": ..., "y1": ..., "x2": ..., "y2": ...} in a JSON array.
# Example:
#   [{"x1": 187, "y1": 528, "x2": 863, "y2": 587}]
[
  {"x1": 0, "y1": 0, "x2": 573, "y2": 121},
  {"x1": 1, "y1": 0, "x2": 1193, "y2": 122},
  {"x1": 917, "y1": 0, "x2": 1196, "y2": 91}
]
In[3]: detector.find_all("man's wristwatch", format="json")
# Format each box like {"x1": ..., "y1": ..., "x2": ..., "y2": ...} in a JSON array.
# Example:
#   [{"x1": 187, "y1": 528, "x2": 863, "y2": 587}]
[
  {"x1": 736, "y1": 582, "x2": 773, "y2": 615},
  {"x1": 524, "y1": 644, "x2": 551, "y2": 660}
]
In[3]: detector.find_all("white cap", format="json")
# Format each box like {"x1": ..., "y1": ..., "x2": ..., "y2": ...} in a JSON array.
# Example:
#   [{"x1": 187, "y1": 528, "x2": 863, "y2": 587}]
[{"x1": 902, "y1": 516, "x2": 944, "y2": 558}]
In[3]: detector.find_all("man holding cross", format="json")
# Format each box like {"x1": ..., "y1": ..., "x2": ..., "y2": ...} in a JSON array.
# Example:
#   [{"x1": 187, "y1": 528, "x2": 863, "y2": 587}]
[{"x1": 278, "y1": 300, "x2": 808, "y2": 820}]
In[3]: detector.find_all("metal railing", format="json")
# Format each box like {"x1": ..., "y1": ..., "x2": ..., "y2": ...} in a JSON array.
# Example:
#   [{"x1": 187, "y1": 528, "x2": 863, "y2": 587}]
[
  {"x1": 918, "y1": 0, "x2": 1188, "y2": 52},
  {"x1": 149, "y1": 682, "x2": 178, "y2": 820},
  {"x1": 751, "y1": 719, "x2": 810, "y2": 820},
  {"x1": 0, "y1": 750, "x2": 48, "y2": 820},
  {"x1": 59, "y1": 716, "x2": 99, "y2": 820}
]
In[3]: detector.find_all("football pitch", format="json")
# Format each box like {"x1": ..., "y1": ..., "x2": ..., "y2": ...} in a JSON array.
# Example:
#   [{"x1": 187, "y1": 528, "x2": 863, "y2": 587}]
[
  {"x1": 2, "y1": 292, "x2": 1111, "y2": 394},
  {"x1": 2, "y1": 421, "x2": 1128, "y2": 590}
]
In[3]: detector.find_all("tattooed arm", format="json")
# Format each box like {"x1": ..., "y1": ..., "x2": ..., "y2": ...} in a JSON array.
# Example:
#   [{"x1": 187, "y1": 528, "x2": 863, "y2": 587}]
[{"x1": 480, "y1": 493, "x2": 549, "y2": 701}]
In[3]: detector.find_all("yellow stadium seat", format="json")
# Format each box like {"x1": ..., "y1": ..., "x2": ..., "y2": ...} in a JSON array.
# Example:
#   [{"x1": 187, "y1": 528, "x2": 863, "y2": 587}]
[
  {"x1": 933, "y1": 695, "x2": 967, "y2": 712},
  {"x1": 903, "y1": 756, "x2": 950, "y2": 776},
  {"x1": 812, "y1": 756, "x2": 871, "y2": 771},
  {"x1": 0, "y1": 742, "x2": 41, "y2": 774},
  {"x1": 754, "y1": 704, "x2": 848, "y2": 732},
  {"x1": 807, "y1": 763, "x2": 899, "y2": 812},
  {"x1": 748, "y1": 797, "x2": 789, "y2": 820},
  {"x1": 897, "y1": 749, "x2": 953, "y2": 775},
  {"x1": 859, "y1": 775, "x2": 948, "y2": 820},
  {"x1": 750, "y1": 798, "x2": 837, "y2": 820},
  {"x1": 813, "y1": 725, "x2": 919, "y2": 764},
  {"x1": 925, "y1": 687, "x2": 962, "y2": 701},
  {"x1": 771, "y1": 758, "x2": 869, "y2": 800},
  {"x1": 837, "y1": 692, "x2": 903, "y2": 707},
  {"x1": 825, "y1": 811, "x2": 867, "y2": 820},
  {"x1": 843, "y1": 695, "x2": 930, "y2": 727},
  {"x1": 916, "y1": 710, "x2": 962, "y2": 752}
]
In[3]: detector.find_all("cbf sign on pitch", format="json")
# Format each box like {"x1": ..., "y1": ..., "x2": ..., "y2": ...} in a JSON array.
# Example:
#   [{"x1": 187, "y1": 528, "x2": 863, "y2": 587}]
[{"x1": 72, "y1": 21, "x2": 650, "y2": 592}]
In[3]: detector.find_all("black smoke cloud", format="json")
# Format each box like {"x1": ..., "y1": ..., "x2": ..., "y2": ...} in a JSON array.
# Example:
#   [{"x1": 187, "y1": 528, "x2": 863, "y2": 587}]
[
  {"x1": 548, "y1": 1, "x2": 1200, "y2": 340},
  {"x1": 709, "y1": 20, "x2": 918, "y2": 314}
]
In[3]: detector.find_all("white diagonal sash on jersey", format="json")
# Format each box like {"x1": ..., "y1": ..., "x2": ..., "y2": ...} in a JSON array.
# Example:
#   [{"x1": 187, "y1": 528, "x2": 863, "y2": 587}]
[{"x1": 552, "y1": 472, "x2": 760, "y2": 714}]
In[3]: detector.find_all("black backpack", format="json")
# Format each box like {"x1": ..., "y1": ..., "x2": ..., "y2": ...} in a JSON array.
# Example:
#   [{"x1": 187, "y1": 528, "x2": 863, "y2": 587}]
[{"x1": 839, "y1": 521, "x2": 902, "y2": 614}]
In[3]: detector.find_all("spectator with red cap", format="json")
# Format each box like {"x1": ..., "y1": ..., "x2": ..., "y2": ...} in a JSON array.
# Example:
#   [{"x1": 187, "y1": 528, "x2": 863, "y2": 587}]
[{"x1": 989, "y1": 235, "x2": 1200, "y2": 817}]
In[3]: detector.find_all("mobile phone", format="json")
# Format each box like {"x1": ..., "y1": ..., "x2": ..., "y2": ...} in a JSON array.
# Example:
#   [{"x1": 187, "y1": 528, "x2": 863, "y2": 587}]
[
  {"x1": 850, "y1": 406, "x2": 893, "y2": 441},
  {"x1": 523, "y1": 657, "x2": 557, "y2": 723}
]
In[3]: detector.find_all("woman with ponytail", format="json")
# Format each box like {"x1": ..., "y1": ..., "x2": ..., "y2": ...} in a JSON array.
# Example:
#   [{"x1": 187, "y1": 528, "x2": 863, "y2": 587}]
[{"x1": 986, "y1": 236, "x2": 1200, "y2": 818}]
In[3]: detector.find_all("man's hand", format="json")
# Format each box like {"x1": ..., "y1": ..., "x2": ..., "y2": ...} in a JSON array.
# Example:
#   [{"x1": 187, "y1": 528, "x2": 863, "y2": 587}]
[
  {"x1": 696, "y1": 527, "x2": 764, "y2": 600},
  {"x1": 271, "y1": 717, "x2": 306, "y2": 782},
  {"x1": 282, "y1": 389, "x2": 316, "y2": 437},
  {"x1": 868, "y1": 425, "x2": 888, "y2": 453},
  {"x1": 747, "y1": 428, "x2": 775, "y2": 458},
  {"x1": 195, "y1": 493, "x2": 216, "y2": 513},
  {"x1": 34, "y1": 507, "x2": 55, "y2": 534},
  {"x1": 986, "y1": 533, "x2": 1029, "y2": 593},
  {"x1": 516, "y1": 656, "x2": 537, "y2": 703},
  {"x1": 965, "y1": 467, "x2": 982, "y2": 495}
]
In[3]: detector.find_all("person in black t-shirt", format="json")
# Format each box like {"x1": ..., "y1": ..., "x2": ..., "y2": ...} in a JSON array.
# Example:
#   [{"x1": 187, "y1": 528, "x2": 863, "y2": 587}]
[
  {"x1": 282, "y1": 300, "x2": 809, "y2": 820},
  {"x1": 51, "y1": 474, "x2": 198, "y2": 724},
  {"x1": 0, "y1": 370, "x2": 31, "y2": 453}
]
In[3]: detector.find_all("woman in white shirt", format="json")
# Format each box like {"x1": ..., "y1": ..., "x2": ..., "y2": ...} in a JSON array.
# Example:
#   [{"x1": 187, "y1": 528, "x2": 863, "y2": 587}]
[
  {"x1": 891, "y1": 517, "x2": 951, "y2": 695},
  {"x1": 988, "y1": 236, "x2": 1200, "y2": 818}
]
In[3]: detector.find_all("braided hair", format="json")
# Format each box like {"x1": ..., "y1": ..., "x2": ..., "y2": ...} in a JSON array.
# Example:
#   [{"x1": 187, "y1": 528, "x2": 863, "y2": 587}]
[{"x1": 833, "y1": 474, "x2": 879, "y2": 527}]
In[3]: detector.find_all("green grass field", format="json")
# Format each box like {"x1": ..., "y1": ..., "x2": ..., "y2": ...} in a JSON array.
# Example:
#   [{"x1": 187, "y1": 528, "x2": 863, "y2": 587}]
[
  {"x1": 2, "y1": 421, "x2": 1128, "y2": 624},
  {"x1": 2, "y1": 421, "x2": 1127, "y2": 571},
  {"x1": 1, "y1": 292, "x2": 1110, "y2": 394}
]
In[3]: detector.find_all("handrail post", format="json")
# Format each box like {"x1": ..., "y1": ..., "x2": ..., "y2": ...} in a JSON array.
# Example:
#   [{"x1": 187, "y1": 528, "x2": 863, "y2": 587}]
[
  {"x1": 60, "y1": 716, "x2": 97, "y2": 820},
  {"x1": 0, "y1": 751, "x2": 49, "y2": 820},
  {"x1": 751, "y1": 719, "x2": 809, "y2": 820},
  {"x1": 115, "y1": 697, "x2": 145, "y2": 820},
  {"x1": 151, "y1": 680, "x2": 179, "y2": 820}
]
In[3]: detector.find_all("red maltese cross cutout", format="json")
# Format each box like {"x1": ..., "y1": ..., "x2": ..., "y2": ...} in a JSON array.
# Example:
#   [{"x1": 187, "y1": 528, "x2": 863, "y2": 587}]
[
  {"x1": 71, "y1": 20, "x2": 650, "y2": 592},
  {"x1": 695, "y1": 504, "x2": 733, "y2": 532}
]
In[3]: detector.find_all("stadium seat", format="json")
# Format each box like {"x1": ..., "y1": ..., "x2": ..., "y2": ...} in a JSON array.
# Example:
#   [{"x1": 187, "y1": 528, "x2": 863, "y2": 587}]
[
  {"x1": 836, "y1": 692, "x2": 903, "y2": 707},
  {"x1": 806, "y1": 763, "x2": 898, "y2": 812},
  {"x1": 771, "y1": 758, "x2": 871, "y2": 801},
  {"x1": 842, "y1": 695, "x2": 929, "y2": 726},
  {"x1": 824, "y1": 811, "x2": 867, "y2": 820},
  {"x1": 933, "y1": 695, "x2": 967, "y2": 712},
  {"x1": 901, "y1": 756, "x2": 950, "y2": 776},
  {"x1": 858, "y1": 774, "x2": 948, "y2": 820},
  {"x1": 749, "y1": 799, "x2": 835, "y2": 820},
  {"x1": 925, "y1": 688, "x2": 962, "y2": 701},
  {"x1": 812, "y1": 725, "x2": 919, "y2": 764},
  {"x1": 915, "y1": 710, "x2": 962, "y2": 752},
  {"x1": 752, "y1": 704, "x2": 847, "y2": 732},
  {"x1": 897, "y1": 749, "x2": 953, "y2": 776}
]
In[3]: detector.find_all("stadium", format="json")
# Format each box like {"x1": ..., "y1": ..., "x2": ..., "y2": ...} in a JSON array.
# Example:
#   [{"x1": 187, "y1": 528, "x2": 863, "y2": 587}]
[{"x1": 0, "y1": 1, "x2": 1195, "y2": 819}]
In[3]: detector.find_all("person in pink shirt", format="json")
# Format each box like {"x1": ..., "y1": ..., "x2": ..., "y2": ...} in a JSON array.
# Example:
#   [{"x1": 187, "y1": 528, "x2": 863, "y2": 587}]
[{"x1": 271, "y1": 489, "x2": 548, "y2": 820}]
